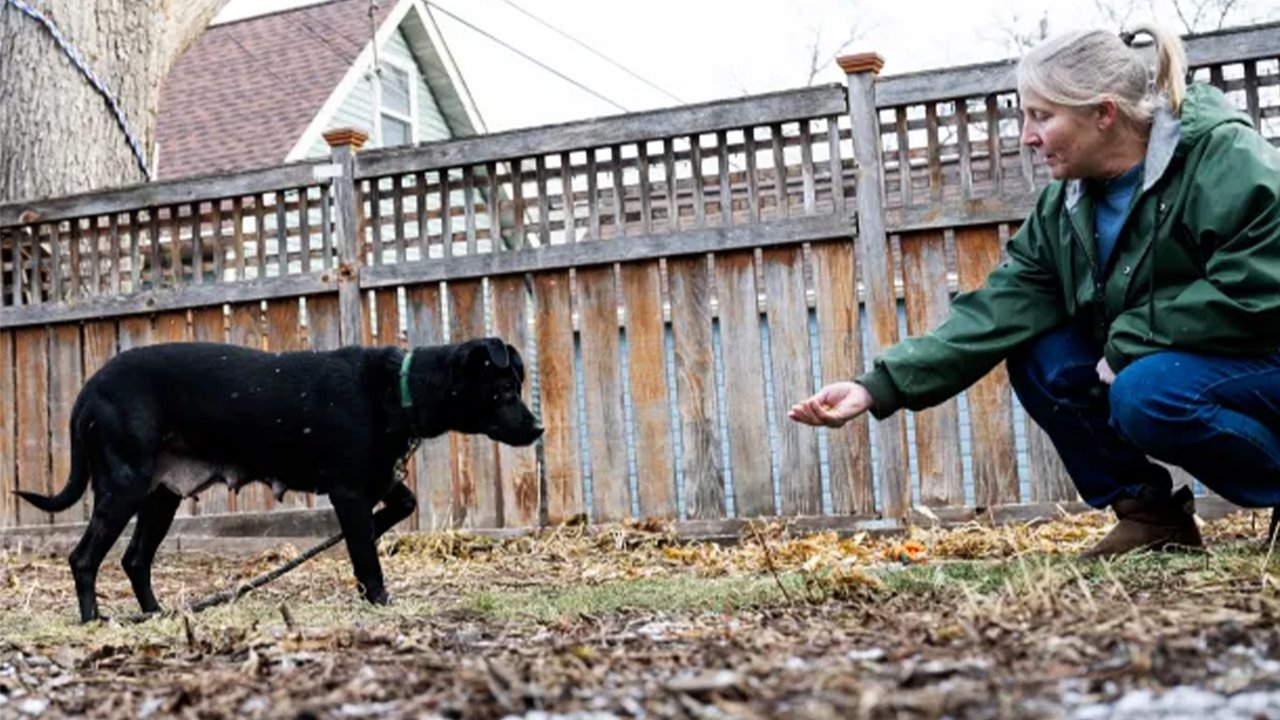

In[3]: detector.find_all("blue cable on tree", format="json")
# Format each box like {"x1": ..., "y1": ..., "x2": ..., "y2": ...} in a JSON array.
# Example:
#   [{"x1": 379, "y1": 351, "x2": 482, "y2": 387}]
[{"x1": 6, "y1": 0, "x2": 153, "y2": 181}]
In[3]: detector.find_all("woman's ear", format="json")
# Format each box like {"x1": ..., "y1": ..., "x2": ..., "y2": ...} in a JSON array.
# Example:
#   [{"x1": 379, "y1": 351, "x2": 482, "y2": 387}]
[{"x1": 1096, "y1": 99, "x2": 1119, "y2": 130}]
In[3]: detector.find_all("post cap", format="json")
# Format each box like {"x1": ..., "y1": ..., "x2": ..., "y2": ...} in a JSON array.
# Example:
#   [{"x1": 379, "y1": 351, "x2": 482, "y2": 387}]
[
  {"x1": 837, "y1": 53, "x2": 886, "y2": 76},
  {"x1": 323, "y1": 127, "x2": 370, "y2": 150}
]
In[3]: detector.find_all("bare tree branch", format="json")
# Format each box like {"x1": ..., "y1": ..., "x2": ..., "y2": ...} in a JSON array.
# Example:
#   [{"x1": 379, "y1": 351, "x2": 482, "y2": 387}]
[
  {"x1": 805, "y1": 27, "x2": 825, "y2": 87},
  {"x1": 1093, "y1": 0, "x2": 1140, "y2": 27},
  {"x1": 1214, "y1": 0, "x2": 1243, "y2": 29},
  {"x1": 985, "y1": 10, "x2": 1050, "y2": 56},
  {"x1": 1161, "y1": 0, "x2": 1251, "y2": 32},
  {"x1": 804, "y1": 17, "x2": 866, "y2": 86}
]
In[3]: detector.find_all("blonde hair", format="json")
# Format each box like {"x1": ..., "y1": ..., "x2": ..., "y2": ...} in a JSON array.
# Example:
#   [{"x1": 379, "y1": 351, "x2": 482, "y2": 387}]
[{"x1": 1017, "y1": 24, "x2": 1187, "y2": 124}]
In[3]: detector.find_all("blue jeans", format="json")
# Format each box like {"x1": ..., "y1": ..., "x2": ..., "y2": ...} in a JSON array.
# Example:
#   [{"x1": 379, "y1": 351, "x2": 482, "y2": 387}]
[{"x1": 1007, "y1": 323, "x2": 1280, "y2": 509}]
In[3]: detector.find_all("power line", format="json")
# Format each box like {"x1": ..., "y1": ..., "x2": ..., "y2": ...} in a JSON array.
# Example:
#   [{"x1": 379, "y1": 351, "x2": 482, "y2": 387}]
[
  {"x1": 424, "y1": 1, "x2": 629, "y2": 113},
  {"x1": 225, "y1": 29, "x2": 292, "y2": 95},
  {"x1": 288, "y1": 14, "x2": 362, "y2": 67},
  {"x1": 493, "y1": 0, "x2": 685, "y2": 105}
]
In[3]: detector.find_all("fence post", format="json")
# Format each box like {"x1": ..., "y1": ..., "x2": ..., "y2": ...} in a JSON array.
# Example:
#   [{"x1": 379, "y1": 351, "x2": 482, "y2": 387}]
[
  {"x1": 838, "y1": 53, "x2": 910, "y2": 520},
  {"x1": 324, "y1": 128, "x2": 369, "y2": 347}
]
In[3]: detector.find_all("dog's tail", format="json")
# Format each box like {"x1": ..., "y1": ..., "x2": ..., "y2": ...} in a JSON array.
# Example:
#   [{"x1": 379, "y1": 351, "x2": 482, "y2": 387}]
[{"x1": 15, "y1": 425, "x2": 90, "y2": 514}]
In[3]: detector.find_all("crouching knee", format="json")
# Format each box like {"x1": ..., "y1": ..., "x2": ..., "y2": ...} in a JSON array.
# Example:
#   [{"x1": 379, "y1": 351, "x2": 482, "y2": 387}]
[{"x1": 1107, "y1": 358, "x2": 1194, "y2": 457}]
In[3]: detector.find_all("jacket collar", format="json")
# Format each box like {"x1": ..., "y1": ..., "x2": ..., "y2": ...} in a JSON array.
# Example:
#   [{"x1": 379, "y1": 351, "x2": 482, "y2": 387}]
[{"x1": 1064, "y1": 94, "x2": 1181, "y2": 211}]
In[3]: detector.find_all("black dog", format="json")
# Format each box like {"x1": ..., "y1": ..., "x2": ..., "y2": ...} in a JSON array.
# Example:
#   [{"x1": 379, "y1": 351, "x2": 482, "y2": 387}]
[{"x1": 17, "y1": 338, "x2": 542, "y2": 623}]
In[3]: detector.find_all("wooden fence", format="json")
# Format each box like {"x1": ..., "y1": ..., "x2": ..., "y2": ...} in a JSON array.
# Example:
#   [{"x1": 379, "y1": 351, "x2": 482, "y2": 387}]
[{"x1": 2, "y1": 22, "x2": 1278, "y2": 537}]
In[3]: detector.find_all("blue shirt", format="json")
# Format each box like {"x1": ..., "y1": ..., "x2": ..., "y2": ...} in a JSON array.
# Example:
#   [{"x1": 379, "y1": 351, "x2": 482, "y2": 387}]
[{"x1": 1094, "y1": 161, "x2": 1144, "y2": 273}]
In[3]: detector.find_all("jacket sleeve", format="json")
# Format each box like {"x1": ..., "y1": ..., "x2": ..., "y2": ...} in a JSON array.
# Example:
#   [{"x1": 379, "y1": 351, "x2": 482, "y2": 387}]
[
  {"x1": 1105, "y1": 125, "x2": 1280, "y2": 372},
  {"x1": 857, "y1": 193, "x2": 1069, "y2": 419}
]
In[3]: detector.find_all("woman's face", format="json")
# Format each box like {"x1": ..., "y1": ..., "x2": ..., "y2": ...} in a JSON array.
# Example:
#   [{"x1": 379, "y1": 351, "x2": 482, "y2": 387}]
[{"x1": 1019, "y1": 90, "x2": 1110, "y2": 180}]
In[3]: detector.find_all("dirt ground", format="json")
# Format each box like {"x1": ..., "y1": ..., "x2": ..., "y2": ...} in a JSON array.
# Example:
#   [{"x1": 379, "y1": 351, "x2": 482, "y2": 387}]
[{"x1": 3, "y1": 510, "x2": 1280, "y2": 720}]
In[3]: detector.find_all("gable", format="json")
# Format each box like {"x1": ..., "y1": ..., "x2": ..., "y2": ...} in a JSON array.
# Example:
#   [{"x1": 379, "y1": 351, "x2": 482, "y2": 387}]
[{"x1": 299, "y1": 27, "x2": 454, "y2": 159}]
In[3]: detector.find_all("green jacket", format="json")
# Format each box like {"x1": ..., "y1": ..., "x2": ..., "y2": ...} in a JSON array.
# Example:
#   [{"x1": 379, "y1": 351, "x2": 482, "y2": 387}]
[{"x1": 858, "y1": 83, "x2": 1280, "y2": 419}]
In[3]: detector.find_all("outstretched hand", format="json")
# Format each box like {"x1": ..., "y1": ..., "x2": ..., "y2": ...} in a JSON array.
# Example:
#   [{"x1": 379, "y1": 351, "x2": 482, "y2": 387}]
[{"x1": 788, "y1": 381, "x2": 873, "y2": 428}]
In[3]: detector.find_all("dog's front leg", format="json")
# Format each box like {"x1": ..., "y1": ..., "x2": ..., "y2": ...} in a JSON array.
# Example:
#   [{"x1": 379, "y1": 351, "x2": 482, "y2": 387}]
[
  {"x1": 330, "y1": 490, "x2": 389, "y2": 605},
  {"x1": 372, "y1": 481, "x2": 417, "y2": 540}
]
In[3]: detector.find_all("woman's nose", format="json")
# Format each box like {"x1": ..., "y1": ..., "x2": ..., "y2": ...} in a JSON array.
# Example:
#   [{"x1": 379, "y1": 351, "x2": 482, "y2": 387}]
[{"x1": 1020, "y1": 121, "x2": 1038, "y2": 147}]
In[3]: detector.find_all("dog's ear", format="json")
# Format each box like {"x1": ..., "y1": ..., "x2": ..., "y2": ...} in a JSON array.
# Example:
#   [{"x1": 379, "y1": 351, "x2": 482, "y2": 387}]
[
  {"x1": 464, "y1": 338, "x2": 510, "y2": 370},
  {"x1": 484, "y1": 338, "x2": 510, "y2": 368},
  {"x1": 507, "y1": 343, "x2": 525, "y2": 383}
]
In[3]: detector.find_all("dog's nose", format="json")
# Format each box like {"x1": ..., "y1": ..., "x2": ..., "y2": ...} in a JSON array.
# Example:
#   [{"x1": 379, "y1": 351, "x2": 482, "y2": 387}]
[{"x1": 532, "y1": 425, "x2": 545, "y2": 438}]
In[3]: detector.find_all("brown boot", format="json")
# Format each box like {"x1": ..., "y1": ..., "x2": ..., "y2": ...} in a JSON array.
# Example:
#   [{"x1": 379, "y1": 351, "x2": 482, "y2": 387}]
[{"x1": 1079, "y1": 486, "x2": 1204, "y2": 560}]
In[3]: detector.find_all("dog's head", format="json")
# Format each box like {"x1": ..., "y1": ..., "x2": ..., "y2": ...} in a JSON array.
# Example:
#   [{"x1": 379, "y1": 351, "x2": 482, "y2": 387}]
[{"x1": 440, "y1": 337, "x2": 543, "y2": 446}]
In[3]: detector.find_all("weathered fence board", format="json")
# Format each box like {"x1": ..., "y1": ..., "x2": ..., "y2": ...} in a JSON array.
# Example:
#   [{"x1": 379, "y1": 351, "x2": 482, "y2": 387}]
[
  {"x1": 358, "y1": 214, "x2": 853, "y2": 289},
  {"x1": 810, "y1": 239, "x2": 873, "y2": 514},
  {"x1": 0, "y1": 331, "x2": 16, "y2": 527},
  {"x1": 1029, "y1": 421, "x2": 1076, "y2": 503},
  {"x1": 0, "y1": 161, "x2": 330, "y2": 227},
  {"x1": 448, "y1": 278, "x2": 499, "y2": 527},
  {"x1": 189, "y1": 306, "x2": 232, "y2": 515},
  {"x1": 307, "y1": 295, "x2": 342, "y2": 352},
  {"x1": 81, "y1": 322, "x2": 117, "y2": 518},
  {"x1": 227, "y1": 303, "x2": 269, "y2": 513},
  {"x1": 954, "y1": 225, "x2": 1019, "y2": 508},
  {"x1": 668, "y1": 255, "x2": 724, "y2": 520},
  {"x1": 14, "y1": 328, "x2": 51, "y2": 525},
  {"x1": 899, "y1": 230, "x2": 964, "y2": 507},
  {"x1": 268, "y1": 298, "x2": 310, "y2": 510},
  {"x1": 404, "y1": 283, "x2": 451, "y2": 529},
  {"x1": 533, "y1": 272, "x2": 583, "y2": 524},
  {"x1": 621, "y1": 261, "x2": 676, "y2": 519},
  {"x1": 762, "y1": 246, "x2": 822, "y2": 515},
  {"x1": 47, "y1": 326, "x2": 83, "y2": 522},
  {"x1": 578, "y1": 265, "x2": 631, "y2": 522},
  {"x1": 372, "y1": 290, "x2": 400, "y2": 350},
  {"x1": 715, "y1": 250, "x2": 772, "y2": 517},
  {"x1": 491, "y1": 275, "x2": 539, "y2": 528}
]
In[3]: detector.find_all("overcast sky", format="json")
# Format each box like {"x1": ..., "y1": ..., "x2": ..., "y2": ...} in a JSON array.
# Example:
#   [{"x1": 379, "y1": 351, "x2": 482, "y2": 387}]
[{"x1": 215, "y1": 0, "x2": 1278, "y2": 133}]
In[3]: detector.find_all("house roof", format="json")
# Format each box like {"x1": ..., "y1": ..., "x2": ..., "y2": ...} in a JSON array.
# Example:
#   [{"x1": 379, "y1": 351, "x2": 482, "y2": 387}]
[{"x1": 155, "y1": 0, "x2": 397, "y2": 180}]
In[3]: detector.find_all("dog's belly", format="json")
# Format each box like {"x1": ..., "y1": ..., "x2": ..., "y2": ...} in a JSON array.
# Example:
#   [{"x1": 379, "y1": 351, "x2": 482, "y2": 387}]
[{"x1": 151, "y1": 452, "x2": 251, "y2": 498}]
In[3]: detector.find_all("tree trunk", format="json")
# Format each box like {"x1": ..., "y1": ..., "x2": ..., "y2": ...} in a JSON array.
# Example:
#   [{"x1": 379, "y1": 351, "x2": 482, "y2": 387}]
[{"x1": 0, "y1": 0, "x2": 228, "y2": 204}]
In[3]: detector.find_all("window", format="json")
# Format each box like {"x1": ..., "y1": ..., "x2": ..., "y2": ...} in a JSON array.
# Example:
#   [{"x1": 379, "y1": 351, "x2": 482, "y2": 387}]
[
  {"x1": 381, "y1": 64, "x2": 410, "y2": 115},
  {"x1": 378, "y1": 63, "x2": 414, "y2": 147},
  {"x1": 382, "y1": 115, "x2": 411, "y2": 146}
]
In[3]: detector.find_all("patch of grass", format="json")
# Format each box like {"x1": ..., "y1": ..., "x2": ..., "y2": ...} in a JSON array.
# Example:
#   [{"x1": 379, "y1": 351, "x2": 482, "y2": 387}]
[
  {"x1": 868, "y1": 541, "x2": 1272, "y2": 603},
  {"x1": 877, "y1": 558, "x2": 1036, "y2": 595}
]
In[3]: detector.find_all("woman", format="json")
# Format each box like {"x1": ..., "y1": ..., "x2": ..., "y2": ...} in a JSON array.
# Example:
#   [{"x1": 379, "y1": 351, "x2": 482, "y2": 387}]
[{"x1": 790, "y1": 25, "x2": 1280, "y2": 558}]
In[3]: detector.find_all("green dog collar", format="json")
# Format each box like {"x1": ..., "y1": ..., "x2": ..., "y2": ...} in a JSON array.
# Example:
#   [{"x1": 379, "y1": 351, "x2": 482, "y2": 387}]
[{"x1": 399, "y1": 351, "x2": 414, "y2": 409}]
